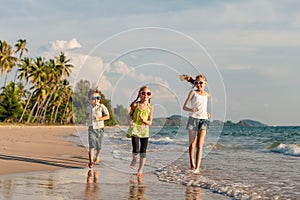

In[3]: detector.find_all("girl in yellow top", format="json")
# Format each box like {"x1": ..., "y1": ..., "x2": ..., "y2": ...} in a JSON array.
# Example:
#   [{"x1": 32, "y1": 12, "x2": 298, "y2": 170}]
[{"x1": 127, "y1": 86, "x2": 153, "y2": 177}]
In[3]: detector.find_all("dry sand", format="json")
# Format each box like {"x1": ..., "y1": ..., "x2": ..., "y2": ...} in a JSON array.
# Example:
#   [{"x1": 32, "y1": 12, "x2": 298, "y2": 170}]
[{"x1": 0, "y1": 125, "x2": 87, "y2": 175}]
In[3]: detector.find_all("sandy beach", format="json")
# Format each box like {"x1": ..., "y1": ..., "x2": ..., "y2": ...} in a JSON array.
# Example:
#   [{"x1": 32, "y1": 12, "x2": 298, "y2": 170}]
[
  {"x1": 0, "y1": 125, "x2": 87, "y2": 175},
  {"x1": 0, "y1": 125, "x2": 229, "y2": 200}
]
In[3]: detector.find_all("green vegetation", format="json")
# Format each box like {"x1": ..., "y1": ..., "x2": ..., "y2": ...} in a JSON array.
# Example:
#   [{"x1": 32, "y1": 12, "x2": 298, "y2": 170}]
[
  {"x1": 152, "y1": 115, "x2": 187, "y2": 127},
  {"x1": 0, "y1": 39, "x2": 117, "y2": 125},
  {"x1": 113, "y1": 104, "x2": 128, "y2": 125}
]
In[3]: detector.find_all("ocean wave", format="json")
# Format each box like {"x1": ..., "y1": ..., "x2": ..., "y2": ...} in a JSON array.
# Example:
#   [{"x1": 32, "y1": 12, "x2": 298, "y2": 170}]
[
  {"x1": 149, "y1": 137, "x2": 175, "y2": 145},
  {"x1": 269, "y1": 143, "x2": 300, "y2": 156},
  {"x1": 155, "y1": 162, "x2": 294, "y2": 200},
  {"x1": 155, "y1": 162, "x2": 285, "y2": 200}
]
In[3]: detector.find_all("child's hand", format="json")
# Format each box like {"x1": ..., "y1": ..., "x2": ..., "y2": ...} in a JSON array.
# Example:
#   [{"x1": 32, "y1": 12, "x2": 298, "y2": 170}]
[
  {"x1": 129, "y1": 120, "x2": 135, "y2": 127},
  {"x1": 139, "y1": 115, "x2": 146, "y2": 124},
  {"x1": 192, "y1": 107, "x2": 199, "y2": 112}
]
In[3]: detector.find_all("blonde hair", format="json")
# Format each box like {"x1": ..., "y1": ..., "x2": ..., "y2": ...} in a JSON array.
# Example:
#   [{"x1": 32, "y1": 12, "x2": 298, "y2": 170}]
[
  {"x1": 129, "y1": 86, "x2": 151, "y2": 116},
  {"x1": 179, "y1": 74, "x2": 207, "y2": 85}
]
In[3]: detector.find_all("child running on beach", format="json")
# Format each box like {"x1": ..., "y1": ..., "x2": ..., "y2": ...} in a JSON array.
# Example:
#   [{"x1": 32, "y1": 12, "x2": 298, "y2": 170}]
[
  {"x1": 127, "y1": 86, "x2": 153, "y2": 177},
  {"x1": 181, "y1": 74, "x2": 210, "y2": 174},
  {"x1": 83, "y1": 89, "x2": 110, "y2": 168}
]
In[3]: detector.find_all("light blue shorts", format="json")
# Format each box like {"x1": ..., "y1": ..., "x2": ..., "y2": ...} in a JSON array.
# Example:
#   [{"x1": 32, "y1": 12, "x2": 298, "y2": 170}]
[{"x1": 186, "y1": 117, "x2": 209, "y2": 131}]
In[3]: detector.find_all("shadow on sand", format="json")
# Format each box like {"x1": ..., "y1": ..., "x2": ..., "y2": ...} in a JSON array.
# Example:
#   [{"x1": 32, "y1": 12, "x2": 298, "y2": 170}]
[{"x1": 0, "y1": 154, "x2": 85, "y2": 169}]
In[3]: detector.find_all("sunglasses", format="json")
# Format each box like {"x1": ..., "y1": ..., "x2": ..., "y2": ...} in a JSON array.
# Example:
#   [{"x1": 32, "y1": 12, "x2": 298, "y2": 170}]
[
  {"x1": 91, "y1": 96, "x2": 101, "y2": 100},
  {"x1": 194, "y1": 81, "x2": 205, "y2": 85},
  {"x1": 140, "y1": 91, "x2": 152, "y2": 96}
]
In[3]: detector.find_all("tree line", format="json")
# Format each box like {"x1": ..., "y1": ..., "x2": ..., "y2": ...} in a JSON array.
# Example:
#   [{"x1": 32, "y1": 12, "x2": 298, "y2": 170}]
[{"x1": 0, "y1": 39, "x2": 128, "y2": 125}]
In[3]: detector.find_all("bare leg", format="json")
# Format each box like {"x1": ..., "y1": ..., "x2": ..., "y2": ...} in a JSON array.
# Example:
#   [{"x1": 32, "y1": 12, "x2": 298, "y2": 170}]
[
  {"x1": 194, "y1": 130, "x2": 207, "y2": 173},
  {"x1": 89, "y1": 148, "x2": 94, "y2": 168},
  {"x1": 94, "y1": 150, "x2": 101, "y2": 164},
  {"x1": 188, "y1": 130, "x2": 197, "y2": 170},
  {"x1": 137, "y1": 157, "x2": 146, "y2": 177},
  {"x1": 130, "y1": 153, "x2": 138, "y2": 170}
]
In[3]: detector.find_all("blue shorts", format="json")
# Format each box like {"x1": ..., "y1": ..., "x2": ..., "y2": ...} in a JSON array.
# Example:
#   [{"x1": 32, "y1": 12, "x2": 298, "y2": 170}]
[
  {"x1": 88, "y1": 127, "x2": 104, "y2": 150},
  {"x1": 186, "y1": 117, "x2": 209, "y2": 131}
]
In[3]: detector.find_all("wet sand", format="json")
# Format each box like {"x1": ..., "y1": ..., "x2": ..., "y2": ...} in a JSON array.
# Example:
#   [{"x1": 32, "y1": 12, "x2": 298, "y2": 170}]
[
  {"x1": 0, "y1": 164, "x2": 229, "y2": 200},
  {"x1": 0, "y1": 126, "x2": 229, "y2": 199}
]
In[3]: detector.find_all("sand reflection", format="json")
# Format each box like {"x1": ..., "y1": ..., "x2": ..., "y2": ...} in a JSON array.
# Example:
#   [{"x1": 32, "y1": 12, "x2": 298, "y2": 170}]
[
  {"x1": 186, "y1": 186, "x2": 202, "y2": 200},
  {"x1": 85, "y1": 169, "x2": 100, "y2": 199},
  {"x1": 128, "y1": 175, "x2": 146, "y2": 199}
]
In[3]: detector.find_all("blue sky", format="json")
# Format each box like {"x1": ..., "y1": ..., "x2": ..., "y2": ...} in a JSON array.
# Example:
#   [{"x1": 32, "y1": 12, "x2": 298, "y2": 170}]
[{"x1": 1, "y1": 0, "x2": 300, "y2": 126}]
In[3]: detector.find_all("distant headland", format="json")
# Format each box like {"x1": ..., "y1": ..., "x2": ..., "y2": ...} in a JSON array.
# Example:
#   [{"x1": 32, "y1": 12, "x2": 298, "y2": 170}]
[{"x1": 152, "y1": 115, "x2": 268, "y2": 127}]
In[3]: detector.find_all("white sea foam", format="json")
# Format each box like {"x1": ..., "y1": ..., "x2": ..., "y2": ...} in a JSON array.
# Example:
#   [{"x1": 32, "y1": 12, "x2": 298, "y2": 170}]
[
  {"x1": 149, "y1": 137, "x2": 175, "y2": 145},
  {"x1": 271, "y1": 143, "x2": 300, "y2": 156}
]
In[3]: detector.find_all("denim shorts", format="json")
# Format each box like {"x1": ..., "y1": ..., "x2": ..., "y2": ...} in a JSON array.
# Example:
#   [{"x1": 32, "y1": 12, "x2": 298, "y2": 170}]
[
  {"x1": 186, "y1": 117, "x2": 209, "y2": 131},
  {"x1": 88, "y1": 127, "x2": 104, "y2": 150}
]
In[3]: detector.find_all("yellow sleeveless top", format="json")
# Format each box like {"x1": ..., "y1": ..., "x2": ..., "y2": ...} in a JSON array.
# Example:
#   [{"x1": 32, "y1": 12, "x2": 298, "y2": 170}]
[{"x1": 129, "y1": 103, "x2": 151, "y2": 138}]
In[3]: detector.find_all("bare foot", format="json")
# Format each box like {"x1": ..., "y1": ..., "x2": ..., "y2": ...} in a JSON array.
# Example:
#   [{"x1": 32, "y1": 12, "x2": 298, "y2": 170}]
[
  {"x1": 193, "y1": 169, "x2": 201, "y2": 175},
  {"x1": 137, "y1": 172, "x2": 143, "y2": 178},
  {"x1": 88, "y1": 162, "x2": 94, "y2": 168},
  {"x1": 130, "y1": 159, "x2": 136, "y2": 170},
  {"x1": 94, "y1": 158, "x2": 100, "y2": 164}
]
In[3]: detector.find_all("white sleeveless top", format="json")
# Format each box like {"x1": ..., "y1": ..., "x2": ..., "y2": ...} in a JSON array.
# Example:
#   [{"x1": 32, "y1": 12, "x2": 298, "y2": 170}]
[{"x1": 189, "y1": 92, "x2": 208, "y2": 119}]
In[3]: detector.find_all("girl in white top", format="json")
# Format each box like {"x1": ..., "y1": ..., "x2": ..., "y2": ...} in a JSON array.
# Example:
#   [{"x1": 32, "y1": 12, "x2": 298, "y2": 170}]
[{"x1": 181, "y1": 74, "x2": 210, "y2": 174}]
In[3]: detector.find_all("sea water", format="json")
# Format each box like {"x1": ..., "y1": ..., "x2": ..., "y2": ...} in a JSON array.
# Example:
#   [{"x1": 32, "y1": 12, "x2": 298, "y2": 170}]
[{"x1": 74, "y1": 125, "x2": 300, "y2": 199}]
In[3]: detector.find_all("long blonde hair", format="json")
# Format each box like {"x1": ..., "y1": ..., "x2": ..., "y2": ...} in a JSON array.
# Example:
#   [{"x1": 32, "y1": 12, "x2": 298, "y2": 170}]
[{"x1": 179, "y1": 74, "x2": 207, "y2": 85}]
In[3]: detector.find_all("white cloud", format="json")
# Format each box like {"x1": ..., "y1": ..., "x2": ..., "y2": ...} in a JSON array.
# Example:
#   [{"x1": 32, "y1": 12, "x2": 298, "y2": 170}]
[
  {"x1": 114, "y1": 60, "x2": 133, "y2": 74},
  {"x1": 51, "y1": 38, "x2": 81, "y2": 51},
  {"x1": 113, "y1": 60, "x2": 170, "y2": 87}
]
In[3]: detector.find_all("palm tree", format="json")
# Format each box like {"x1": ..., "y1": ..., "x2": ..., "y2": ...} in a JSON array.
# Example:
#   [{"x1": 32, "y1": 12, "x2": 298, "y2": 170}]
[
  {"x1": 39, "y1": 59, "x2": 58, "y2": 123},
  {"x1": 58, "y1": 79, "x2": 72, "y2": 124},
  {"x1": 15, "y1": 39, "x2": 28, "y2": 60},
  {"x1": 0, "y1": 40, "x2": 18, "y2": 87},
  {"x1": 17, "y1": 57, "x2": 34, "y2": 123},
  {"x1": 28, "y1": 57, "x2": 47, "y2": 85},
  {"x1": 14, "y1": 39, "x2": 28, "y2": 82},
  {"x1": 17, "y1": 57, "x2": 32, "y2": 85},
  {"x1": 55, "y1": 52, "x2": 73, "y2": 79},
  {"x1": 26, "y1": 57, "x2": 47, "y2": 123}
]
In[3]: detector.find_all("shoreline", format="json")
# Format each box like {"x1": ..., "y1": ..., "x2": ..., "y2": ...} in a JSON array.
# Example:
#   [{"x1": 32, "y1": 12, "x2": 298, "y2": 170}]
[{"x1": 0, "y1": 125, "x2": 232, "y2": 200}]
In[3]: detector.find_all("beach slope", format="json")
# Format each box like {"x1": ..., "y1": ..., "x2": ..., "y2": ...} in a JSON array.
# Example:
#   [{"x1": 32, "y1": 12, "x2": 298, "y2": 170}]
[{"x1": 0, "y1": 126, "x2": 87, "y2": 175}]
